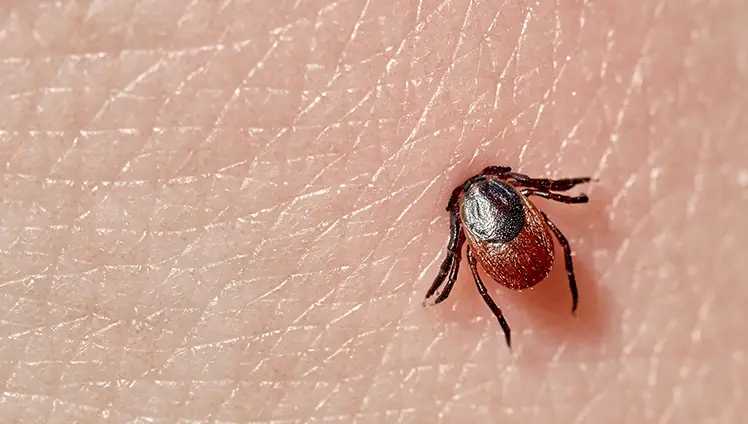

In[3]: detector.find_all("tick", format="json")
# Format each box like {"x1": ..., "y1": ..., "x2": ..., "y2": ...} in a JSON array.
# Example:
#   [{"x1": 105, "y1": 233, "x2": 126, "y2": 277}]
[{"x1": 423, "y1": 165, "x2": 592, "y2": 348}]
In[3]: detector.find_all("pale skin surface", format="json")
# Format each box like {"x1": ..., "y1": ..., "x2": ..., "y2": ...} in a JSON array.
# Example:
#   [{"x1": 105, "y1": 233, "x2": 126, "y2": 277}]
[{"x1": 1, "y1": 0, "x2": 747, "y2": 422}]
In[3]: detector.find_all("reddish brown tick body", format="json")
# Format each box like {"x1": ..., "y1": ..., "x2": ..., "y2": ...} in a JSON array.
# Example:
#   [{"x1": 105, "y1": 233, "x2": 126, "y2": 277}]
[{"x1": 424, "y1": 166, "x2": 592, "y2": 347}]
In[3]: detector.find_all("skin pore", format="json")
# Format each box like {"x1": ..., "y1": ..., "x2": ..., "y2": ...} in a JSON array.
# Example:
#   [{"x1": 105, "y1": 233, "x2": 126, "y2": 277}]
[{"x1": 1, "y1": 0, "x2": 746, "y2": 422}]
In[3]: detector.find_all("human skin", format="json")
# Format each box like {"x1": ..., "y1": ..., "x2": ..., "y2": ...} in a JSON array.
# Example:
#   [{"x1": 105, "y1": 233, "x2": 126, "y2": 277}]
[{"x1": 1, "y1": 0, "x2": 746, "y2": 422}]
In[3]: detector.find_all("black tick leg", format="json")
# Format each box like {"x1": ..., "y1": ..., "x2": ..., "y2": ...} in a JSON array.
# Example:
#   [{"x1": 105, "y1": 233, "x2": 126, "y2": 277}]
[
  {"x1": 521, "y1": 188, "x2": 589, "y2": 204},
  {"x1": 433, "y1": 231, "x2": 465, "y2": 304},
  {"x1": 539, "y1": 211, "x2": 579, "y2": 314},
  {"x1": 509, "y1": 172, "x2": 592, "y2": 192},
  {"x1": 467, "y1": 246, "x2": 512, "y2": 348},
  {"x1": 480, "y1": 166, "x2": 512, "y2": 176},
  {"x1": 424, "y1": 201, "x2": 464, "y2": 304},
  {"x1": 445, "y1": 185, "x2": 463, "y2": 212}
]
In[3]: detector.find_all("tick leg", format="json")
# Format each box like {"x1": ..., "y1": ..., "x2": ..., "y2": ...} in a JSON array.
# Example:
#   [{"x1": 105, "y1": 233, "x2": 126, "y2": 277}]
[
  {"x1": 467, "y1": 246, "x2": 512, "y2": 348},
  {"x1": 433, "y1": 231, "x2": 465, "y2": 304},
  {"x1": 424, "y1": 206, "x2": 463, "y2": 303},
  {"x1": 520, "y1": 188, "x2": 589, "y2": 204},
  {"x1": 480, "y1": 165, "x2": 512, "y2": 176},
  {"x1": 445, "y1": 185, "x2": 463, "y2": 212},
  {"x1": 509, "y1": 172, "x2": 592, "y2": 192},
  {"x1": 539, "y1": 211, "x2": 579, "y2": 314}
]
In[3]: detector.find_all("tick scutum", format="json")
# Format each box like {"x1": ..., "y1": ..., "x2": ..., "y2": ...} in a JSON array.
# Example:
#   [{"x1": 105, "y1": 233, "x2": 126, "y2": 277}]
[{"x1": 461, "y1": 179, "x2": 525, "y2": 244}]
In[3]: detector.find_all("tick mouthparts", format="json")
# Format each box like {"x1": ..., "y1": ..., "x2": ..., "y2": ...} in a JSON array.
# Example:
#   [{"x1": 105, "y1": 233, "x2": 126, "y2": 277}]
[{"x1": 462, "y1": 174, "x2": 487, "y2": 192}]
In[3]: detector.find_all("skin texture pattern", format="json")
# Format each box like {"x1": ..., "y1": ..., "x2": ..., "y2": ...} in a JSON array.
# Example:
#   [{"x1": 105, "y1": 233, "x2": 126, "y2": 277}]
[{"x1": 1, "y1": 1, "x2": 747, "y2": 423}]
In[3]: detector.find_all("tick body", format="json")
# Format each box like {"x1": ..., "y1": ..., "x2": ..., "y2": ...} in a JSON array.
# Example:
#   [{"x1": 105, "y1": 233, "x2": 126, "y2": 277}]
[{"x1": 424, "y1": 166, "x2": 592, "y2": 348}]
